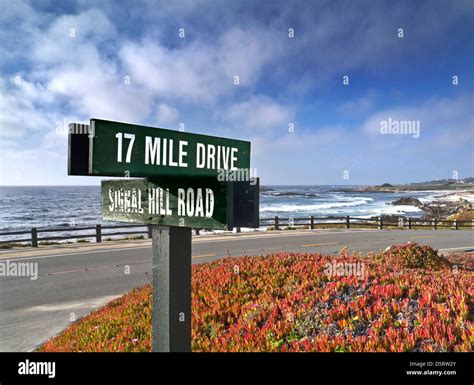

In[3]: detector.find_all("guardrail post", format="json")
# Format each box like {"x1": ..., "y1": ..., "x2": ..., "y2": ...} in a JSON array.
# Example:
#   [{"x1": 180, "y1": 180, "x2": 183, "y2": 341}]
[
  {"x1": 454, "y1": 220, "x2": 458, "y2": 230},
  {"x1": 274, "y1": 216, "x2": 279, "y2": 230},
  {"x1": 95, "y1": 224, "x2": 102, "y2": 243},
  {"x1": 433, "y1": 219, "x2": 437, "y2": 230},
  {"x1": 408, "y1": 218, "x2": 412, "y2": 229},
  {"x1": 310, "y1": 216, "x2": 314, "y2": 229},
  {"x1": 31, "y1": 227, "x2": 38, "y2": 247},
  {"x1": 346, "y1": 216, "x2": 350, "y2": 229},
  {"x1": 378, "y1": 217, "x2": 383, "y2": 230}
]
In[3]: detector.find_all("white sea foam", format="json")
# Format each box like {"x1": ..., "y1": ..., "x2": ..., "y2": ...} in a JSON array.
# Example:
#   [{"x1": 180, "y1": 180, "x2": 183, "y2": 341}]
[
  {"x1": 260, "y1": 198, "x2": 374, "y2": 213},
  {"x1": 354, "y1": 205, "x2": 422, "y2": 218}
]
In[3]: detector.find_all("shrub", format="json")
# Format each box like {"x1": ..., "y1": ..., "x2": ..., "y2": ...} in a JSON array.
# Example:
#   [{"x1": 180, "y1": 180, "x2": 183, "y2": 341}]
[
  {"x1": 377, "y1": 243, "x2": 451, "y2": 270},
  {"x1": 38, "y1": 249, "x2": 472, "y2": 353},
  {"x1": 39, "y1": 287, "x2": 152, "y2": 352}
]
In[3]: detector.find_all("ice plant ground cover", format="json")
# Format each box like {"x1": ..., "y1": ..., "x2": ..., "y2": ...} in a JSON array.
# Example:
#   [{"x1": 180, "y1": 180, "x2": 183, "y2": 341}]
[{"x1": 38, "y1": 244, "x2": 473, "y2": 352}]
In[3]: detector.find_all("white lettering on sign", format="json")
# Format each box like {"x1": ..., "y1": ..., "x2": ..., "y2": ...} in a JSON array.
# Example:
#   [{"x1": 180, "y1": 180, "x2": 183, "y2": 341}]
[
  {"x1": 115, "y1": 132, "x2": 135, "y2": 163},
  {"x1": 196, "y1": 143, "x2": 238, "y2": 170},
  {"x1": 177, "y1": 188, "x2": 214, "y2": 218},
  {"x1": 205, "y1": 188, "x2": 214, "y2": 218},
  {"x1": 145, "y1": 136, "x2": 189, "y2": 167},
  {"x1": 109, "y1": 188, "x2": 144, "y2": 213},
  {"x1": 148, "y1": 188, "x2": 172, "y2": 215},
  {"x1": 179, "y1": 141, "x2": 188, "y2": 167},
  {"x1": 196, "y1": 143, "x2": 205, "y2": 169},
  {"x1": 142, "y1": 135, "x2": 238, "y2": 170},
  {"x1": 108, "y1": 187, "x2": 215, "y2": 218},
  {"x1": 145, "y1": 136, "x2": 160, "y2": 165}
]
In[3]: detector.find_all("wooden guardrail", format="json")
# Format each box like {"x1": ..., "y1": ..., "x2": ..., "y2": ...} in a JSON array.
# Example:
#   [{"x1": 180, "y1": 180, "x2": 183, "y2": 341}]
[
  {"x1": 0, "y1": 216, "x2": 472, "y2": 247},
  {"x1": 0, "y1": 224, "x2": 150, "y2": 247},
  {"x1": 260, "y1": 216, "x2": 474, "y2": 231}
]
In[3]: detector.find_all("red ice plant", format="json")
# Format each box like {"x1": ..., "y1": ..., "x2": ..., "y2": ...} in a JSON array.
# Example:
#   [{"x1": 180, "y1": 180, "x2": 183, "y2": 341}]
[{"x1": 39, "y1": 245, "x2": 473, "y2": 352}]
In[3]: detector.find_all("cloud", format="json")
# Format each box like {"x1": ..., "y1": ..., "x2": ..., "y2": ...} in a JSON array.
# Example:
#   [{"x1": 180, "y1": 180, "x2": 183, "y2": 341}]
[
  {"x1": 22, "y1": 8, "x2": 155, "y2": 123},
  {"x1": 46, "y1": 62, "x2": 153, "y2": 122},
  {"x1": 0, "y1": 77, "x2": 58, "y2": 139},
  {"x1": 220, "y1": 95, "x2": 294, "y2": 134},
  {"x1": 339, "y1": 92, "x2": 376, "y2": 115},
  {"x1": 155, "y1": 104, "x2": 179, "y2": 126},
  {"x1": 362, "y1": 96, "x2": 472, "y2": 143},
  {"x1": 0, "y1": 0, "x2": 472, "y2": 185},
  {"x1": 119, "y1": 27, "x2": 280, "y2": 103},
  {"x1": 31, "y1": 8, "x2": 116, "y2": 65}
]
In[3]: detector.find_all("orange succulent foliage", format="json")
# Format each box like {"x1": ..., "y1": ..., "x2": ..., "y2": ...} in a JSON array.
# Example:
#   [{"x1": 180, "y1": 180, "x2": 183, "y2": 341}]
[{"x1": 39, "y1": 244, "x2": 473, "y2": 352}]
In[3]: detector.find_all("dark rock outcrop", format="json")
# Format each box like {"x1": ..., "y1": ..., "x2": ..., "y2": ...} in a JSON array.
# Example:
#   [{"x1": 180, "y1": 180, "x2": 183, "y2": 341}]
[
  {"x1": 391, "y1": 196, "x2": 472, "y2": 220},
  {"x1": 392, "y1": 197, "x2": 423, "y2": 206}
]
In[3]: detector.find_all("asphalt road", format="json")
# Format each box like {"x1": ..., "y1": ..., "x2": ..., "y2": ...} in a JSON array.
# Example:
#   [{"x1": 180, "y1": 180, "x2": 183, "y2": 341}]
[{"x1": 0, "y1": 228, "x2": 472, "y2": 352}]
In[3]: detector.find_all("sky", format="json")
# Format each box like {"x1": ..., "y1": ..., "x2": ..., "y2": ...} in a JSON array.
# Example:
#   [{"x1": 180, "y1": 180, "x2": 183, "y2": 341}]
[{"x1": 0, "y1": 0, "x2": 473, "y2": 186}]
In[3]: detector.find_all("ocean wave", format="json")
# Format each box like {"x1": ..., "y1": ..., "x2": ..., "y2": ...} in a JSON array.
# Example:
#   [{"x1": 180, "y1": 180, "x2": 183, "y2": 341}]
[
  {"x1": 260, "y1": 198, "x2": 373, "y2": 212},
  {"x1": 328, "y1": 195, "x2": 374, "y2": 202},
  {"x1": 354, "y1": 205, "x2": 422, "y2": 217}
]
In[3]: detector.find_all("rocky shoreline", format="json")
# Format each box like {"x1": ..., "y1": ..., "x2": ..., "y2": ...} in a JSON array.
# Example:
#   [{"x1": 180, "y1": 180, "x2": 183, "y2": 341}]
[
  {"x1": 332, "y1": 181, "x2": 474, "y2": 193},
  {"x1": 390, "y1": 193, "x2": 473, "y2": 220}
]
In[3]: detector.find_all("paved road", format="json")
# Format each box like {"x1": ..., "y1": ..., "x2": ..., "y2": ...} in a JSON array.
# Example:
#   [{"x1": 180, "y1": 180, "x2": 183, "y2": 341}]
[{"x1": 0, "y1": 228, "x2": 472, "y2": 351}]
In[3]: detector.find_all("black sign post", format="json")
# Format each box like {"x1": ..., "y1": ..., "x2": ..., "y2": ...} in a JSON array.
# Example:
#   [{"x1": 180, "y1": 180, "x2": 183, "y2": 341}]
[{"x1": 152, "y1": 225, "x2": 191, "y2": 352}]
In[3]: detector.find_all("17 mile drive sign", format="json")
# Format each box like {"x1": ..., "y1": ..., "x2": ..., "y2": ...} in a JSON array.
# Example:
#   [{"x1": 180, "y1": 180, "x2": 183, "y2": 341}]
[{"x1": 68, "y1": 118, "x2": 251, "y2": 178}]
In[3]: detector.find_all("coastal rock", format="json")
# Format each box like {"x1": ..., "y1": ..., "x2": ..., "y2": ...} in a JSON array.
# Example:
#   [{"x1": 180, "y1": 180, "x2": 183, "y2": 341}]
[
  {"x1": 269, "y1": 192, "x2": 319, "y2": 197},
  {"x1": 391, "y1": 195, "x2": 472, "y2": 220},
  {"x1": 392, "y1": 197, "x2": 423, "y2": 206}
]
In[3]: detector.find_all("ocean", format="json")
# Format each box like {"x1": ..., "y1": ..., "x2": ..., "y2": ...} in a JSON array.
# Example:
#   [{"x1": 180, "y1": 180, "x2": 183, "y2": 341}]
[{"x1": 0, "y1": 185, "x2": 442, "y2": 234}]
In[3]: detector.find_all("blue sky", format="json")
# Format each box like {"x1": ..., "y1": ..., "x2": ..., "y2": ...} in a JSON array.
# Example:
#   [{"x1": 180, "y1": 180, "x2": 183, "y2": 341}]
[{"x1": 0, "y1": 0, "x2": 473, "y2": 185}]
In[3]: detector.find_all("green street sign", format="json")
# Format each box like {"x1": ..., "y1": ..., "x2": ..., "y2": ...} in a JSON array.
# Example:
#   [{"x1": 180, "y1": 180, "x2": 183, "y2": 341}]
[
  {"x1": 68, "y1": 119, "x2": 251, "y2": 178},
  {"x1": 101, "y1": 177, "x2": 259, "y2": 230},
  {"x1": 69, "y1": 117, "x2": 258, "y2": 352}
]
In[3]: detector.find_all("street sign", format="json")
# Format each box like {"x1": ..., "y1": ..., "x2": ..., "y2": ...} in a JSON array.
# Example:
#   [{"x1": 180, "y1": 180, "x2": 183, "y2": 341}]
[
  {"x1": 68, "y1": 118, "x2": 259, "y2": 353},
  {"x1": 101, "y1": 177, "x2": 259, "y2": 230},
  {"x1": 68, "y1": 119, "x2": 251, "y2": 178}
]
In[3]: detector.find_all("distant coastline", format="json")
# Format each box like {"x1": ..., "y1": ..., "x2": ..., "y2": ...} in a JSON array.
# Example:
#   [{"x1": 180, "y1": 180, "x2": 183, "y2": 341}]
[
  {"x1": 261, "y1": 178, "x2": 474, "y2": 222},
  {"x1": 1, "y1": 181, "x2": 473, "y2": 233},
  {"x1": 329, "y1": 177, "x2": 474, "y2": 193}
]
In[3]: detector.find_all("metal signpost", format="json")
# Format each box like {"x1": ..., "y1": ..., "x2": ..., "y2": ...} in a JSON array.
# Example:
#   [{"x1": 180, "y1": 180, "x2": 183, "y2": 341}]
[{"x1": 68, "y1": 118, "x2": 259, "y2": 352}]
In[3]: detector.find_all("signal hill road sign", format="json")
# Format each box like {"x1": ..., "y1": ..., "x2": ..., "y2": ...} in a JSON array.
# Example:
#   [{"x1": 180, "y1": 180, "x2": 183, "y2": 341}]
[
  {"x1": 102, "y1": 177, "x2": 259, "y2": 230},
  {"x1": 68, "y1": 119, "x2": 251, "y2": 178}
]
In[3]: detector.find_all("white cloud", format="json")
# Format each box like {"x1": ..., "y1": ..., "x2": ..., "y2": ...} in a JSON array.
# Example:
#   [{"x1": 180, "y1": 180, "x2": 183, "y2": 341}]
[
  {"x1": 155, "y1": 103, "x2": 179, "y2": 126},
  {"x1": 32, "y1": 8, "x2": 115, "y2": 65},
  {"x1": 221, "y1": 95, "x2": 294, "y2": 134},
  {"x1": 0, "y1": 77, "x2": 58, "y2": 139},
  {"x1": 339, "y1": 93, "x2": 375, "y2": 114},
  {"x1": 46, "y1": 62, "x2": 153, "y2": 122},
  {"x1": 119, "y1": 28, "x2": 279, "y2": 103},
  {"x1": 0, "y1": 1, "x2": 472, "y2": 185},
  {"x1": 362, "y1": 96, "x2": 472, "y2": 142}
]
